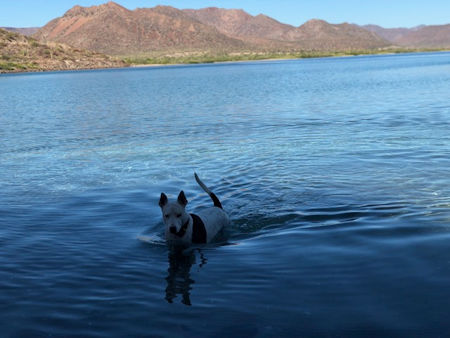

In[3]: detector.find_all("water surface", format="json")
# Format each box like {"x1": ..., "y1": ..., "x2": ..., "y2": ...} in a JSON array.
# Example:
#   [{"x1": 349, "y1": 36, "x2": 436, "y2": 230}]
[{"x1": 1, "y1": 53, "x2": 450, "y2": 337}]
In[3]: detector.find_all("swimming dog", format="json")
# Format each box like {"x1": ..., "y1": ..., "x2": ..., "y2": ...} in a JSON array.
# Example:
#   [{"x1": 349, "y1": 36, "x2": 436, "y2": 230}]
[{"x1": 159, "y1": 173, "x2": 229, "y2": 246}]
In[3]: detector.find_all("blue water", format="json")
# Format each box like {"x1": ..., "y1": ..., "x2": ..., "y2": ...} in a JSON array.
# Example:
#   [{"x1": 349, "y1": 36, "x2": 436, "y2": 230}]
[{"x1": 1, "y1": 52, "x2": 450, "y2": 337}]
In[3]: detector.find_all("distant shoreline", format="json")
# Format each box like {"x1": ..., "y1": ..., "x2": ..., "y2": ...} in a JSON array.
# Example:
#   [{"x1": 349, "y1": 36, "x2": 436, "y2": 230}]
[
  {"x1": 2, "y1": 49, "x2": 449, "y2": 75},
  {"x1": 0, "y1": 64, "x2": 129, "y2": 75},
  {"x1": 124, "y1": 48, "x2": 450, "y2": 67}
]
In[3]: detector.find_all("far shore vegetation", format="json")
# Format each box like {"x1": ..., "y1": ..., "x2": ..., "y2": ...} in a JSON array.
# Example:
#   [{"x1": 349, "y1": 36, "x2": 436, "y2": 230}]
[
  {"x1": 123, "y1": 48, "x2": 449, "y2": 66},
  {"x1": 1, "y1": 47, "x2": 449, "y2": 73}
]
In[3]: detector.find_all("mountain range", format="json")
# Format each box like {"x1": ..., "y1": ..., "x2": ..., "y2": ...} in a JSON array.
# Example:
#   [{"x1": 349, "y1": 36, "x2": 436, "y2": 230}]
[
  {"x1": 363, "y1": 24, "x2": 450, "y2": 48},
  {"x1": 2, "y1": 1, "x2": 449, "y2": 72},
  {"x1": 33, "y1": 2, "x2": 246, "y2": 56},
  {"x1": 184, "y1": 8, "x2": 388, "y2": 50},
  {"x1": 32, "y1": 2, "x2": 392, "y2": 56},
  {"x1": 29, "y1": 2, "x2": 450, "y2": 57}
]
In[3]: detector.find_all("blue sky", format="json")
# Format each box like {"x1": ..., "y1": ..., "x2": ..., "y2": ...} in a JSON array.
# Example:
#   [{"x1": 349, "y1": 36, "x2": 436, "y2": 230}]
[{"x1": 1, "y1": 0, "x2": 450, "y2": 28}]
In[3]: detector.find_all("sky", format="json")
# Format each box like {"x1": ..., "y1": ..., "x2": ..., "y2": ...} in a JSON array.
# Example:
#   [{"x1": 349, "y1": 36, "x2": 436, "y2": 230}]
[{"x1": 1, "y1": 0, "x2": 450, "y2": 28}]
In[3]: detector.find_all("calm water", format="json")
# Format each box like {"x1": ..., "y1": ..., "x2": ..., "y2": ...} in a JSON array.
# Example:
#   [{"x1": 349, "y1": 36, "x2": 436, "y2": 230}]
[{"x1": 1, "y1": 53, "x2": 450, "y2": 337}]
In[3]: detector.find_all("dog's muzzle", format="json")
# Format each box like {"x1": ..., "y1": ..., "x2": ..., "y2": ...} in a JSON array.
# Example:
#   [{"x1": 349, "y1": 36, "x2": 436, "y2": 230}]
[{"x1": 170, "y1": 219, "x2": 189, "y2": 237}]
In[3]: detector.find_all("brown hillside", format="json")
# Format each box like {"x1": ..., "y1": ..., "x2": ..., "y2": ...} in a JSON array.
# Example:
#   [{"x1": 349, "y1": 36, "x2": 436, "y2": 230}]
[
  {"x1": 34, "y1": 2, "x2": 247, "y2": 56},
  {"x1": 396, "y1": 24, "x2": 450, "y2": 48},
  {"x1": 183, "y1": 8, "x2": 389, "y2": 50},
  {"x1": 0, "y1": 28, "x2": 126, "y2": 73},
  {"x1": 34, "y1": 2, "x2": 391, "y2": 56},
  {"x1": 362, "y1": 24, "x2": 450, "y2": 48},
  {"x1": 183, "y1": 7, "x2": 293, "y2": 41},
  {"x1": 362, "y1": 25, "x2": 416, "y2": 44},
  {"x1": 284, "y1": 20, "x2": 389, "y2": 50}
]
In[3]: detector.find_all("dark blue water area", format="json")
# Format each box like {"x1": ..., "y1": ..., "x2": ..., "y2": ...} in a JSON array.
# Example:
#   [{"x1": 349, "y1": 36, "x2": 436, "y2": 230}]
[{"x1": 1, "y1": 52, "x2": 450, "y2": 337}]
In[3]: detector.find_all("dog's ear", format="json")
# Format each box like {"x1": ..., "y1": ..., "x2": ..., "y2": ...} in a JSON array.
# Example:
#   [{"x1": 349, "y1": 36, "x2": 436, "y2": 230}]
[
  {"x1": 177, "y1": 191, "x2": 188, "y2": 207},
  {"x1": 159, "y1": 193, "x2": 168, "y2": 208}
]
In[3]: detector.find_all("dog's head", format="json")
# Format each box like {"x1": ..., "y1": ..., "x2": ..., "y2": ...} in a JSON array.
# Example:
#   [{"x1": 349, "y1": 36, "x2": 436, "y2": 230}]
[{"x1": 159, "y1": 191, "x2": 190, "y2": 240}]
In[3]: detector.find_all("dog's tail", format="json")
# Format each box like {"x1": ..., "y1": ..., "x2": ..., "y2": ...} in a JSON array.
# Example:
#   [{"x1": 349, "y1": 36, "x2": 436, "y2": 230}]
[{"x1": 194, "y1": 173, "x2": 223, "y2": 209}]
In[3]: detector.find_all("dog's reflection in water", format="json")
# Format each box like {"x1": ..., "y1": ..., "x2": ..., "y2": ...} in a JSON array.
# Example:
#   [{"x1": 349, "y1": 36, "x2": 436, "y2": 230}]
[{"x1": 165, "y1": 248, "x2": 207, "y2": 306}]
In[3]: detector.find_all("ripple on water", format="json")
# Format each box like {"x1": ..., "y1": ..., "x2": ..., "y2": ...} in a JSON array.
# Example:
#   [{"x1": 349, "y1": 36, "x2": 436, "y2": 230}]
[{"x1": 1, "y1": 53, "x2": 450, "y2": 336}]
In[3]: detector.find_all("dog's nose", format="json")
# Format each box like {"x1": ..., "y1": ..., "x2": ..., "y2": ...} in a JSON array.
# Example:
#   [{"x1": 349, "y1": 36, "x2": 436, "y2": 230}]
[{"x1": 170, "y1": 226, "x2": 177, "y2": 234}]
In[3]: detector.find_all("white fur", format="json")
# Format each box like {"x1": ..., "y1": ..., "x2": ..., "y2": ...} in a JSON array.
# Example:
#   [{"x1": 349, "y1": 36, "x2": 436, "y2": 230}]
[{"x1": 195, "y1": 207, "x2": 229, "y2": 242}]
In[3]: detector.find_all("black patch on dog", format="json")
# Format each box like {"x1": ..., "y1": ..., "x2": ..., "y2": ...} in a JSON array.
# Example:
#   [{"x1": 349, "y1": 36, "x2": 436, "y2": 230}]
[{"x1": 190, "y1": 213, "x2": 207, "y2": 244}]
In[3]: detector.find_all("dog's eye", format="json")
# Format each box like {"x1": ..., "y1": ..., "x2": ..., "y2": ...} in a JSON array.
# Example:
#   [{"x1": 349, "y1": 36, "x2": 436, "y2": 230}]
[
  {"x1": 176, "y1": 214, "x2": 181, "y2": 218},
  {"x1": 164, "y1": 214, "x2": 169, "y2": 218}
]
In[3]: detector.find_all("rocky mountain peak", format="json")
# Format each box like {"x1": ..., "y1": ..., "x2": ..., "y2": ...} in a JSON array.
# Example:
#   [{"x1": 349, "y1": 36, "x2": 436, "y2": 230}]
[{"x1": 64, "y1": 1, "x2": 128, "y2": 17}]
